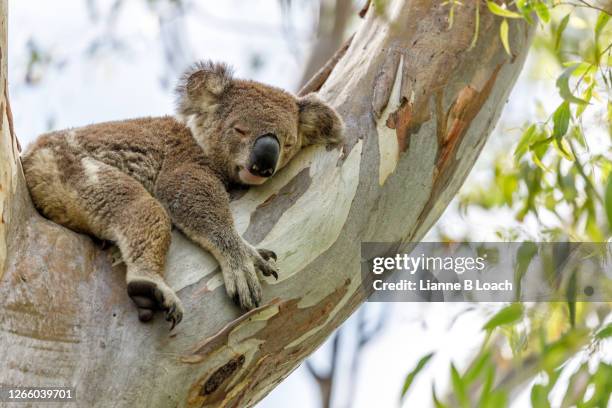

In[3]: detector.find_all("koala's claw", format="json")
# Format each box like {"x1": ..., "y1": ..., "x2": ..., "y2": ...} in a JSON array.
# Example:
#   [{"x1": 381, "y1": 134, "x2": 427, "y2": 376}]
[
  {"x1": 127, "y1": 280, "x2": 184, "y2": 330},
  {"x1": 257, "y1": 248, "x2": 277, "y2": 261},
  {"x1": 229, "y1": 282, "x2": 261, "y2": 310},
  {"x1": 252, "y1": 248, "x2": 279, "y2": 280},
  {"x1": 166, "y1": 303, "x2": 181, "y2": 330},
  {"x1": 256, "y1": 258, "x2": 279, "y2": 280}
]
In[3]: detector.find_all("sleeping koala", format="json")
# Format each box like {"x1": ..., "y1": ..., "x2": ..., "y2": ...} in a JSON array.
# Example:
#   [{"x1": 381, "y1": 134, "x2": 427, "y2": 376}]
[{"x1": 21, "y1": 61, "x2": 343, "y2": 329}]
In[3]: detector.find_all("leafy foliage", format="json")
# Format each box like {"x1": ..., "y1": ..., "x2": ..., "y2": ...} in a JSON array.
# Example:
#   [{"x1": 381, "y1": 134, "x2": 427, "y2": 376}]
[
  {"x1": 405, "y1": 2, "x2": 611, "y2": 406},
  {"x1": 459, "y1": 3, "x2": 611, "y2": 242}
]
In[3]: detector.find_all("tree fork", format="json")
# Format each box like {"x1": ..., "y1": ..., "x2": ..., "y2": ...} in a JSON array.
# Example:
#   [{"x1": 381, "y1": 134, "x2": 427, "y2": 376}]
[{"x1": 0, "y1": 1, "x2": 534, "y2": 407}]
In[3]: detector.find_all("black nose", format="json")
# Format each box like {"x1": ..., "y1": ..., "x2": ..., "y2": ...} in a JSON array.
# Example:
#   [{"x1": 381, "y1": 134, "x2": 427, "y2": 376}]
[{"x1": 248, "y1": 134, "x2": 279, "y2": 177}]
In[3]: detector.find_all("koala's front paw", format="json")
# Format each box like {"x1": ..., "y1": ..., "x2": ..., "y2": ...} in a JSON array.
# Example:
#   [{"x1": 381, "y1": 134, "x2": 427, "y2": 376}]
[
  {"x1": 223, "y1": 247, "x2": 279, "y2": 311},
  {"x1": 127, "y1": 280, "x2": 184, "y2": 330}
]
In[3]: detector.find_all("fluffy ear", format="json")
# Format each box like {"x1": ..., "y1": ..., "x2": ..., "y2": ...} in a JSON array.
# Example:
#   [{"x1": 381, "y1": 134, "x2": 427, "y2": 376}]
[
  {"x1": 175, "y1": 60, "x2": 233, "y2": 117},
  {"x1": 297, "y1": 94, "x2": 344, "y2": 147}
]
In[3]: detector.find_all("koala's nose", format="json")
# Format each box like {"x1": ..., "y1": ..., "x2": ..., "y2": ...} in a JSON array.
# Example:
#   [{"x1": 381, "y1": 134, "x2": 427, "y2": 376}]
[{"x1": 248, "y1": 134, "x2": 279, "y2": 178}]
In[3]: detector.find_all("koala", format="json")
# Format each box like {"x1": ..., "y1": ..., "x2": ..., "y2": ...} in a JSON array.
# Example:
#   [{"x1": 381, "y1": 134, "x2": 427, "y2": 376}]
[{"x1": 21, "y1": 61, "x2": 343, "y2": 329}]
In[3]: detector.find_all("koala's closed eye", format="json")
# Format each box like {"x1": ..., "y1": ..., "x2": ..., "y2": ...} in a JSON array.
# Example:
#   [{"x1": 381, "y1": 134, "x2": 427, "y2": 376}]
[{"x1": 233, "y1": 125, "x2": 248, "y2": 136}]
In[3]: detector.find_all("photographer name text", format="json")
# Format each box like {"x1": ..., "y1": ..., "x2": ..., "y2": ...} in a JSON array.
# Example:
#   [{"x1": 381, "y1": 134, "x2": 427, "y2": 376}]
[{"x1": 372, "y1": 279, "x2": 513, "y2": 292}]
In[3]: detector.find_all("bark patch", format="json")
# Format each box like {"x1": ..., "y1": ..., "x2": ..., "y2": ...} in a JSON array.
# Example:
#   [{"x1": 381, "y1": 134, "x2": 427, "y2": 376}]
[
  {"x1": 200, "y1": 354, "x2": 245, "y2": 396},
  {"x1": 186, "y1": 299, "x2": 282, "y2": 360},
  {"x1": 385, "y1": 99, "x2": 414, "y2": 153},
  {"x1": 434, "y1": 64, "x2": 502, "y2": 180},
  {"x1": 243, "y1": 167, "x2": 311, "y2": 245}
]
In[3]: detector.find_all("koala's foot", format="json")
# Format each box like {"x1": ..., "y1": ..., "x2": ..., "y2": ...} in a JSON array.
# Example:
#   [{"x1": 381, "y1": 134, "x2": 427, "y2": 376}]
[{"x1": 127, "y1": 279, "x2": 184, "y2": 329}]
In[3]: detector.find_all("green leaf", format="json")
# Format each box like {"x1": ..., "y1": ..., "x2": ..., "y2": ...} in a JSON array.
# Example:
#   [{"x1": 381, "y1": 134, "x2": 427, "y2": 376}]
[
  {"x1": 531, "y1": 384, "x2": 551, "y2": 408},
  {"x1": 605, "y1": 175, "x2": 612, "y2": 231},
  {"x1": 400, "y1": 352, "x2": 434, "y2": 399},
  {"x1": 533, "y1": 2, "x2": 550, "y2": 23},
  {"x1": 595, "y1": 324, "x2": 612, "y2": 340},
  {"x1": 487, "y1": 1, "x2": 523, "y2": 18},
  {"x1": 469, "y1": 1, "x2": 480, "y2": 49},
  {"x1": 552, "y1": 101, "x2": 571, "y2": 144},
  {"x1": 583, "y1": 363, "x2": 612, "y2": 406},
  {"x1": 432, "y1": 384, "x2": 448, "y2": 408},
  {"x1": 450, "y1": 363, "x2": 470, "y2": 408},
  {"x1": 561, "y1": 60, "x2": 595, "y2": 77},
  {"x1": 576, "y1": 83, "x2": 594, "y2": 117},
  {"x1": 556, "y1": 65, "x2": 589, "y2": 105},
  {"x1": 541, "y1": 329, "x2": 589, "y2": 372},
  {"x1": 552, "y1": 138, "x2": 573, "y2": 161},
  {"x1": 532, "y1": 150, "x2": 551, "y2": 172},
  {"x1": 500, "y1": 19, "x2": 511, "y2": 55},
  {"x1": 483, "y1": 303, "x2": 523, "y2": 331},
  {"x1": 595, "y1": 11, "x2": 610, "y2": 38},
  {"x1": 478, "y1": 365, "x2": 496, "y2": 407},
  {"x1": 555, "y1": 14, "x2": 570, "y2": 51},
  {"x1": 515, "y1": 0, "x2": 533, "y2": 23},
  {"x1": 487, "y1": 391, "x2": 508, "y2": 408},
  {"x1": 514, "y1": 242, "x2": 538, "y2": 299},
  {"x1": 463, "y1": 351, "x2": 491, "y2": 385},
  {"x1": 515, "y1": 124, "x2": 537, "y2": 161}
]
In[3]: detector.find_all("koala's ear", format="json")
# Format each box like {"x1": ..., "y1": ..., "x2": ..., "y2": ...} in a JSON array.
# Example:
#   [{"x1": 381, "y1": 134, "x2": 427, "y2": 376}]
[
  {"x1": 297, "y1": 94, "x2": 344, "y2": 147},
  {"x1": 175, "y1": 60, "x2": 233, "y2": 116}
]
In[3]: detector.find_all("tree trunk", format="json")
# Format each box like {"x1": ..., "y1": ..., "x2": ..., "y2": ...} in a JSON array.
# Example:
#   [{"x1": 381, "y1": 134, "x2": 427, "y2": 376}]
[
  {"x1": 0, "y1": 1, "x2": 534, "y2": 407},
  {"x1": 297, "y1": 0, "x2": 353, "y2": 88}
]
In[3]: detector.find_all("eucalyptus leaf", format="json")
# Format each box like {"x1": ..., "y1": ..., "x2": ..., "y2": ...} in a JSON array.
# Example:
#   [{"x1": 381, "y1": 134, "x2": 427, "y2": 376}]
[
  {"x1": 487, "y1": 1, "x2": 523, "y2": 18},
  {"x1": 533, "y1": 2, "x2": 550, "y2": 23},
  {"x1": 552, "y1": 102, "x2": 571, "y2": 145},
  {"x1": 450, "y1": 364, "x2": 469, "y2": 408},
  {"x1": 400, "y1": 352, "x2": 434, "y2": 400},
  {"x1": 595, "y1": 323, "x2": 612, "y2": 340},
  {"x1": 555, "y1": 14, "x2": 570, "y2": 51},
  {"x1": 556, "y1": 65, "x2": 589, "y2": 105},
  {"x1": 595, "y1": 11, "x2": 610, "y2": 39},
  {"x1": 483, "y1": 303, "x2": 523, "y2": 331},
  {"x1": 514, "y1": 124, "x2": 537, "y2": 161},
  {"x1": 605, "y1": 175, "x2": 612, "y2": 230},
  {"x1": 500, "y1": 19, "x2": 511, "y2": 55}
]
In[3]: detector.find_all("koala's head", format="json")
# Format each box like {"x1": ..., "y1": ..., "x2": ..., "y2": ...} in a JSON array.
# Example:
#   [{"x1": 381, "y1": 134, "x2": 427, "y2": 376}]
[{"x1": 175, "y1": 61, "x2": 344, "y2": 186}]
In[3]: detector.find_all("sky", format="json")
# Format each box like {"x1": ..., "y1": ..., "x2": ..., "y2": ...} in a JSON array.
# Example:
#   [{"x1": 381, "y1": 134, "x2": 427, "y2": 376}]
[{"x1": 7, "y1": 1, "x2": 610, "y2": 407}]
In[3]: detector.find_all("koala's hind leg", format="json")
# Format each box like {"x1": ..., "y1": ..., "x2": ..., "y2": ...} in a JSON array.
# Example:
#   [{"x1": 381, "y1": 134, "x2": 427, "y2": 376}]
[
  {"x1": 90, "y1": 165, "x2": 183, "y2": 328},
  {"x1": 23, "y1": 147, "x2": 183, "y2": 328}
]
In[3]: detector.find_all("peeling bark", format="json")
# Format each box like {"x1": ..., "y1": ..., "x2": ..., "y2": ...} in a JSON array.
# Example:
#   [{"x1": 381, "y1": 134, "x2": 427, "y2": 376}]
[{"x1": 0, "y1": 1, "x2": 535, "y2": 407}]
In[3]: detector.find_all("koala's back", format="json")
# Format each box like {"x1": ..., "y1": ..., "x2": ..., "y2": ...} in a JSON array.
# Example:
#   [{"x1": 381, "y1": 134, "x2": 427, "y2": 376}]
[{"x1": 21, "y1": 116, "x2": 192, "y2": 235}]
